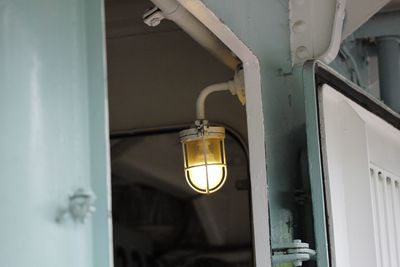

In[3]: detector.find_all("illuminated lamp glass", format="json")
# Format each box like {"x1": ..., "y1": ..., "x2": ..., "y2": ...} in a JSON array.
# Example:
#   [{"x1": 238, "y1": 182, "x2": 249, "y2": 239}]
[{"x1": 179, "y1": 124, "x2": 227, "y2": 194}]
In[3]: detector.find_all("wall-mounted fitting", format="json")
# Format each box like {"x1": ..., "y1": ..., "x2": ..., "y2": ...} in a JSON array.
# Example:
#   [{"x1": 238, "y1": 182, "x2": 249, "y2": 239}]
[
  {"x1": 272, "y1": 239, "x2": 316, "y2": 266},
  {"x1": 232, "y1": 69, "x2": 246, "y2": 105},
  {"x1": 142, "y1": 0, "x2": 240, "y2": 70},
  {"x1": 143, "y1": 6, "x2": 165, "y2": 27},
  {"x1": 56, "y1": 188, "x2": 96, "y2": 224},
  {"x1": 196, "y1": 69, "x2": 245, "y2": 120}
]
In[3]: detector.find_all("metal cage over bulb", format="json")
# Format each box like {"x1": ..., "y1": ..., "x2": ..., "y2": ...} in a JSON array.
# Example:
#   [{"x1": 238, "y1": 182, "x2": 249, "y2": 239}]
[{"x1": 179, "y1": 120, "x2": 227, "y2": 194}]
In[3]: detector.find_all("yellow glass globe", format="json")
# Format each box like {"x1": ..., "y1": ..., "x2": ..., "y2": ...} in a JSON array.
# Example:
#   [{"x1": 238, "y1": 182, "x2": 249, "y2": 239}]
[
  {"x1": 180, "y1": 125, "x2": 227, "y2": 194},
  {"x1": 186, "y1": 165, "x2": 225, "y2": 192}
]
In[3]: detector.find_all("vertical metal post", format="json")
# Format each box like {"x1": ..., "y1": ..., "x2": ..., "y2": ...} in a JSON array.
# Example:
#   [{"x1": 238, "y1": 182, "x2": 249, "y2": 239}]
[{"x1": 377, "y1": 37, "x2": 400, "y2": 112}]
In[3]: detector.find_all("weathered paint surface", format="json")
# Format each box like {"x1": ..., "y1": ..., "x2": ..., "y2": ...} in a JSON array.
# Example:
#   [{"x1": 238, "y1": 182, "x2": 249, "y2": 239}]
[{"x1": 0, "y1": 1, "x2": 111, "y2": 266}]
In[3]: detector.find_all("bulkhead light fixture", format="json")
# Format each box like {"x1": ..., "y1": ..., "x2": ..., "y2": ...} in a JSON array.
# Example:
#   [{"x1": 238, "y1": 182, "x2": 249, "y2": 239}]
[
  {"x1": 180, "y1": 69, "x2": 245, "y2": 194},
  {"x1": 180, "y1": 121, "x2": 227, "y2": 194}
]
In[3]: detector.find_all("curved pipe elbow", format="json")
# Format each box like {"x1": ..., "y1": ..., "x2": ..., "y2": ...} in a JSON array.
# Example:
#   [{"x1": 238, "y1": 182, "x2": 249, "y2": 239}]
[
  {"x1": 319, "y1": 0, "x2": 346, "y2": 63},
  {"x1": 196, "y1": 82, "x2": 231, "y2": 120}
]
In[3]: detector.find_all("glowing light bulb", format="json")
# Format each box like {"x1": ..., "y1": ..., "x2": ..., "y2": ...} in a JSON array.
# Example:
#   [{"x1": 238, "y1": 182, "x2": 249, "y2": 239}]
[
  {"x1": 180, "y1": 123, "x2": 227, "y2": 194},
  {"x1": 186, "y1": 165, "x2": 225, "y2": 192}
]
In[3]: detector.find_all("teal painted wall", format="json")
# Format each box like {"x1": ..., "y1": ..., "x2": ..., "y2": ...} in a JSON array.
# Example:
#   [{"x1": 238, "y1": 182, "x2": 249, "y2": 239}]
[
  {"x1": 0, "y1": 0, "x2": 111, "y2": 266},
  {"x1": 202, "y1": 0, "x2": 297, "y2": 243},
  {"x1": 201, "y1": 1, "x2": 329, "y2": 266}
]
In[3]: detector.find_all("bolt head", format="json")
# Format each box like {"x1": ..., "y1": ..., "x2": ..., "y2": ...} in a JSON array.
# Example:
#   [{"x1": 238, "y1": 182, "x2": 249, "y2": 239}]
[
  {"x1": 292, "y1": 20, "x2": 306, "y2": 33},
  {"x1": 295, "y1": 46, "x2": 310, "y2": 60},
  {"x1": 149, "y1": 18, "x2": 161, "y2": 26}
]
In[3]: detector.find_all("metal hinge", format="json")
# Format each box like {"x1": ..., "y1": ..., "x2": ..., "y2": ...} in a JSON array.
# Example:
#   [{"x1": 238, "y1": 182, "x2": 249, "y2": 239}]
[{"x1": 272, "y1": 239, "x2": 316, "y2": 266}]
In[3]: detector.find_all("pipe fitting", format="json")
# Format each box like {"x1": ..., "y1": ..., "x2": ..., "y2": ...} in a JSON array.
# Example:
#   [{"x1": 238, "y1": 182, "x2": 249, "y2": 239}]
[
  {"x1": 196, "y1": 70, "x2": 246, "y2": 120},
  {"x1": 145, "y1": 0, "x2": 240, "y2": 70}
]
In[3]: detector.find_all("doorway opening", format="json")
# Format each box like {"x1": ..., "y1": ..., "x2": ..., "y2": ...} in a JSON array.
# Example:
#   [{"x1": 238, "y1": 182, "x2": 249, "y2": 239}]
[{"x1": 105, "y1": 1, "x2": 267, "y2": 266}]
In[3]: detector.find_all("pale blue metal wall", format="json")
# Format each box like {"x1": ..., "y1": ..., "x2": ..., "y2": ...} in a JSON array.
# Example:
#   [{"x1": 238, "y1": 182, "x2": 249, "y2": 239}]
[
  {"x1": 0, "y1": 0, "x2": 111, "y2": 266},
  {"x1": 7, "y1": 1, "x2": 393, "y2": 266},
  {"x1": 201, "y1": 1, "x2": 329, "y2": 266}
]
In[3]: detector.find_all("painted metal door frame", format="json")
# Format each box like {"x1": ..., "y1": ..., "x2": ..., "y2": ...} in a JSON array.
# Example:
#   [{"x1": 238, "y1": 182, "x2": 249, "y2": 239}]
[{"x1": 178, "y1": 1, "x2": 271, "y2": 266}]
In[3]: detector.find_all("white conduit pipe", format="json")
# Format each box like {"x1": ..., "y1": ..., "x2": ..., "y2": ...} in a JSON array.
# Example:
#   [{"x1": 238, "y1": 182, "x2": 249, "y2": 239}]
[
  {"x1": 319, "y1": 0, "x2": 346, "y2": 63},
  {"x1": 149, "y1": 0, "x2": 240, "y2": 70},
  {"x1": 196, "y1": 81, "x2": 234, "y2": 120}
]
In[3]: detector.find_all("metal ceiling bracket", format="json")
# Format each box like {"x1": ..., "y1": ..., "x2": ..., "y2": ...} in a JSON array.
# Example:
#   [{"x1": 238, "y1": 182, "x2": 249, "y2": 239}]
[
  {"x1": 143, "y1": 6, "x2": 166, "y2": 27},
  {"x1": 272, "y1": 239, "x2": 316, "y2": 266}
]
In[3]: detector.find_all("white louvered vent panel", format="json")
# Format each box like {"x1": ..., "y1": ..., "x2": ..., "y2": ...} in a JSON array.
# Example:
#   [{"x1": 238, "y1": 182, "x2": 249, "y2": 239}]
[{"x1": 370, "y1": 164, "x2": 400, "y2": 267}]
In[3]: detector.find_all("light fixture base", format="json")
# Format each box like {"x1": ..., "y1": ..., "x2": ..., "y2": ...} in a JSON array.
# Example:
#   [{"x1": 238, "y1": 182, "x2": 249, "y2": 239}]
[{"x1": 179, "y1": 120, "x2": 225, "y2": 142}]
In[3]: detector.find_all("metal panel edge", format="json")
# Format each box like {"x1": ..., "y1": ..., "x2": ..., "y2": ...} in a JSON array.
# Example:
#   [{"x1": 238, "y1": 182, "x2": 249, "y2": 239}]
[
  {"x1": 303, "y1": 60, "x2": 331, "y2": 267},
  {"x1": 85, "y1": 0, "x2": 113, "y2": 266}
]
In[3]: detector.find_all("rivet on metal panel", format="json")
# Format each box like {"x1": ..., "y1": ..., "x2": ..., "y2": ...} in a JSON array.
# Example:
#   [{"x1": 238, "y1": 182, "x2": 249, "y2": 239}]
[
  {"x1": 292, "y1": 20, "x2": 307, "y2": 33},
  {"x1": 296, "y1": 46, "x2": 310, "y2": 59},
  {"x1": 56, "y1": 188, "x2": 96, "y2": 224}
]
